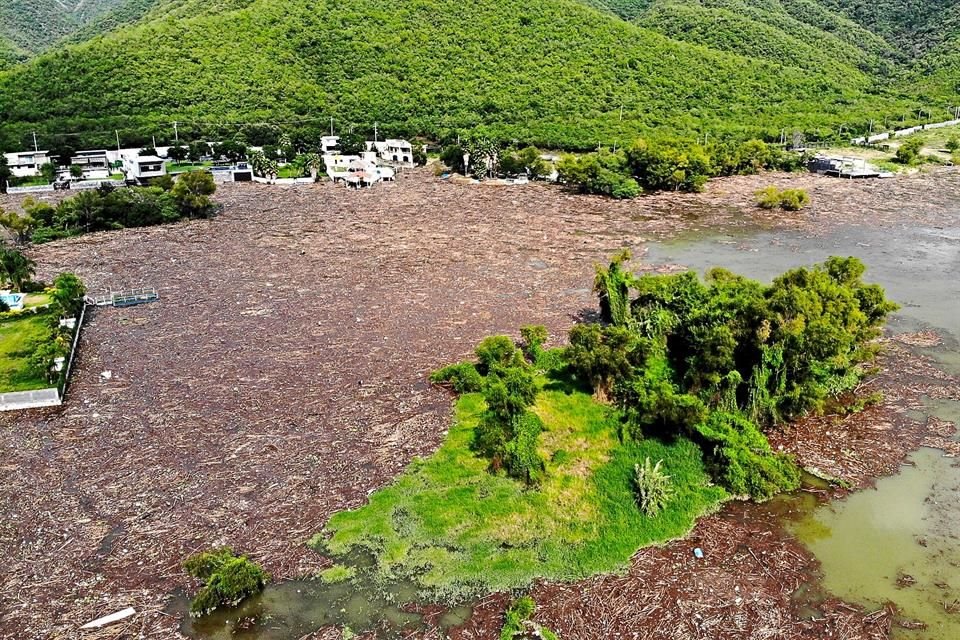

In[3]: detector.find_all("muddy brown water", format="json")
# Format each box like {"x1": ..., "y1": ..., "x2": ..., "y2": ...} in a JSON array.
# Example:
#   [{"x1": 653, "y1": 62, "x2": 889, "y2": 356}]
[{"x1": 177, "y1": 214, "x2": 960, "y2": 639}]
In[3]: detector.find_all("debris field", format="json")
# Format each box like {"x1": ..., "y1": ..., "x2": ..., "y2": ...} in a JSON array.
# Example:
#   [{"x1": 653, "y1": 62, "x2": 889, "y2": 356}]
[{"x1": 0, "y1": 167, "x2": 957, "y2": 639}]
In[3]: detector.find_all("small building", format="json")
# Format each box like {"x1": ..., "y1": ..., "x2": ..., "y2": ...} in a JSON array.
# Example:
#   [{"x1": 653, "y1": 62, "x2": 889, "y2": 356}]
[
  {"x1": 808, "y1": 154, "x2": 881, "y2": 179},
  {"x1": 321, "y1": 136, "x2": 340, "y2": 155},
  {"x1": 123, "y1": 155, "x2": 167, "y2": 183},
  {"x1": 71, "y1": 150, "x2": 110, "y2": 170},
  {"x1": 3, "y1": 150, "x2": 51, "y2": 178},
  {"x1": 370, "y1": 139, "x2": 415, "y2": 167},
  {"x1": 326, "y1": 155, "x2": 383, "y2": 187}
]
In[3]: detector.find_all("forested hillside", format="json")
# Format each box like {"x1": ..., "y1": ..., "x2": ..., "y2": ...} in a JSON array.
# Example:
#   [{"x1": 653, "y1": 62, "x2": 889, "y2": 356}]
[
  {"x1": 0, "y1": 0, "x2": 955, "y2": 152},
  {"x1": 0, "y1": 0, "x2": 131, "y2": 54},
  {"x1": 0, "y1": 38, "x2": 25, "y2": 72},
  {"x1": 0, "y1": 0, "x2": 909, "y2": 152}
]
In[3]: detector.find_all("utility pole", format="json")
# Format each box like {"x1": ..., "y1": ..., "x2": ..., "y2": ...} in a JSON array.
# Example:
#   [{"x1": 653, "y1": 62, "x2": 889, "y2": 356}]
[
  {"x1": 374, "y1": 122, "x2": 378, "y2": 143},
  {"x1": 330, "y1": 117, "x2": 334, "y2": 137},
  {"x1": 868, "y1": 120, "x2": 874, "y2": 136},
  {"x1": 173, "y1": 121, "x2": 179, "y2": 144},
  {"x1": 152, "y1": 135, "x2": 157, "y2": 150},
  {"x1": 115, "y1": 130, "x2": 121, "y2": 152},
  {"x1": 32, "y1": 131, "x2": 38, "y2": 152}
]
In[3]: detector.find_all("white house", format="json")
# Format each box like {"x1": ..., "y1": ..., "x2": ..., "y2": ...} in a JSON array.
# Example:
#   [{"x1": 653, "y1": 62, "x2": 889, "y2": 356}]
[
  {"x1": 380, "y1": 139, "x2": 414, "y2": 167},
  {"x1": 321, "y1": 136, "x2": 340, "y2": 155},
  {"x1": 325, "y1": 154, "x2": 384, "y2": 187},
  {"x1": 71, "y1": 150, "x2": 110, "y2": 170},
  {"x1": 123, "y1": 154, "x2": 167, "y2": 182},
  {"x1": 70, "y1": 150, "x2": 112, "y2": 179},
  {"x1": 370, "y1": 139, "x2": 415, "y2": 167},
  {"x1": 4, "y1": 150, "x2": 51, "y2": 178}
]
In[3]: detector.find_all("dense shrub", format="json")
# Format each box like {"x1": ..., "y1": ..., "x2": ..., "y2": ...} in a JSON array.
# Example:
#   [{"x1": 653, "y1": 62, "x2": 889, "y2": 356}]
[
  {"x1": 519, "y1": 324, "x2": 549, "y2": 361},
  {"x1": 556, "y1": 150, "x2": 640, "y2": 198},
  {"x1": 22, "y1": 178, "x2": 216, "y2": 244},
  {"x1": 895, "y1": 137, "x2": 924, "y2": 164},
  {"x1": 183, "y1": 547, "x2": 269, "y2": 616},
  {"x1": 430, "y1": 362, "x2": 484, "y2": 393},
  {"x1": 755, "y1": 186, "x2": 810, "y2": 211},
  {"x1": 779, "y1": 189, "x2": 811, "y2": 211},
  {"x1": 566, "y1": 253, "x2": 896, "y2": 499},
  {"x1": 475, "y1": 335, "x2": 523, "y2": 374},
  {"x1": 755, "y1": 186, "x2": 781, "y2": 209}
]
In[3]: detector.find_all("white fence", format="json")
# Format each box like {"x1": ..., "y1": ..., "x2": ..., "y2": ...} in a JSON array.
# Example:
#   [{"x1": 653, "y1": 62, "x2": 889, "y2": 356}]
[
  {"x1": 6, "y1": 184, "x2": 54, "y2": 194},
  {"x1": 72, "y1": 180, "x2": 125, "y2": 191},
  {"x1": 0, "y1": 387, "x2": 61, "y2": 411},
  {"x1": 851, "y1": 118, "x2": 960, "y2": 146}
]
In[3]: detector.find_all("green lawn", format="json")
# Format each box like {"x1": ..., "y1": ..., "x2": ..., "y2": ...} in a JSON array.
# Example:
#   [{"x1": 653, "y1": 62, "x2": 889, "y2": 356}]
[
  {"x1": 167, "y1": 162, "x2": 212, "y2": 174},
  {"x1": 13, "y1": 176, "x2": 51, "y2": 187},
  {"x1": 277, "y1": 165, "x2": 306, "y2": 179},
  {"x1": 23, "y1": 293, "x2": 52, "y2": 309},
  {"x1": 313, "y1": 367, "x2": 727, "y2": 600},
  {"x1": 0, "y1": 311, "x2": 56, "y2": 393}
]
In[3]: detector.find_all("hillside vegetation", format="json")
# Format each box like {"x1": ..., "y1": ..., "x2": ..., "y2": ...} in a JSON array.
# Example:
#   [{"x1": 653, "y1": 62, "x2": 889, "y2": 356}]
[
  {"x1": 0, "y1": 0, "x2": 912, "y2": 152},
  {"x1": 0, "y1": 0, "x2": 132, "y2": 54},
  {"x1": 0, "y1": 0, "x2": 956, "y2": 151}
]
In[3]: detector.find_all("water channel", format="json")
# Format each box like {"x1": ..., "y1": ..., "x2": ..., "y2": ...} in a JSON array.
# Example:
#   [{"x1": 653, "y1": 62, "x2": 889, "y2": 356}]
[{"x1": 180, "y1": 216, "x2": 960, "y2": 638}]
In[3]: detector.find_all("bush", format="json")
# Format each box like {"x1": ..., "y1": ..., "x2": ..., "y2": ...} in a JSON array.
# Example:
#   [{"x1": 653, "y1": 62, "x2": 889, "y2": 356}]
[
  {"x1": 172, "y1": 170, "x2": 217, "y2": 218},
  {"x1": 503, "y1": 411, "x2": 546, "y2": 486},
  {"x1": 475, "y1": 335, "x2": 522, "y2": 374},
  {"x1": 755, "y1": 186, "x2": 810, "y2": 211},
  {"x1": 519, "y1": 324, "x2": 549, "y2": 361},
  {"x1": 430, "y1": 362, "x2": 484, "y2": 393},
  {"x1": 895, "y1": 137, "x2": 924, "y2": 164},
  {"x1": 52, "y1": 272, "x2": 86, "y2": 317},
  {"x1": 755, "y1": 186, "x2": 781, "y2": 209},
  {"x1": 183, "y1": 547, "x2": 269, "y2": 616},
  {"x1": 778, "y1": 188, "x2": 810, "y2": 211},
  {"x1": 500, "y1": 596, "x2": 559, "y2": 640},
  {"x1": 633, "y1": 457, "x2": 672, "y2": 517}
]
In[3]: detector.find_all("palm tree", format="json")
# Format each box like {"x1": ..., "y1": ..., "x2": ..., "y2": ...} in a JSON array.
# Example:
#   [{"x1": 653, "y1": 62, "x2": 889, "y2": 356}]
[{"x1": 0, "y1": 248, "x2": 35, "y2": 292}]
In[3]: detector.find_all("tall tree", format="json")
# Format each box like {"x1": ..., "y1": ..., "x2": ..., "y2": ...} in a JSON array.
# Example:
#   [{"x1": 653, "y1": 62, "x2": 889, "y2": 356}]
[
  {"x1": 0, "y1": 247, "x2": 35, "y2": 292},
  {"x1": 172, "y1": 171, "x2": 217, "y2": 218}
]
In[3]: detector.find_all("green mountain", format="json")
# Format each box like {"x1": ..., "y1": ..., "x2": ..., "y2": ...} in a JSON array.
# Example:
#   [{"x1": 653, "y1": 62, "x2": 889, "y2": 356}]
[
  {"x1": 0, "y1": 0, "x2": 952, "y2": 152},
  {"x1": 0, "y1": 0, "x2": 135, "y2": 55},
  {"x1": 0, "y1": 37, "x2": 25, "y2": 72},
  {"x1": 0, "y1": 0, "x2": 902, "y2": 151}
]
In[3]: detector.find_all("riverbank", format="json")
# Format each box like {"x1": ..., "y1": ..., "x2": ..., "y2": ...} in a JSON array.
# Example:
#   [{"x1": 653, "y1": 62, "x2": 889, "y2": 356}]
[{"x1": 0, "y1": 168, "x2": 957, "y2": 638}]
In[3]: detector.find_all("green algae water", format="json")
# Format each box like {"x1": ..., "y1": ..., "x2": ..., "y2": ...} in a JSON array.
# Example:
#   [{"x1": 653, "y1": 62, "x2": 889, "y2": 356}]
[{"x1": 789, "y1": 447, "x2": 960, "y2": 639}]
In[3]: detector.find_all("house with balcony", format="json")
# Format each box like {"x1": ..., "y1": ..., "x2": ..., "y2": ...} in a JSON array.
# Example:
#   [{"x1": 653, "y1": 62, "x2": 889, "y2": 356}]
[
  {"x1": 3, "y1": 150, "x2": 51, "y2": 177},
  {"x1": 71, "y1": 150, "x2": 111, "y2": 179},
  {"x1": 122, "y1": 154, "x2": 167, "y2": 183}
]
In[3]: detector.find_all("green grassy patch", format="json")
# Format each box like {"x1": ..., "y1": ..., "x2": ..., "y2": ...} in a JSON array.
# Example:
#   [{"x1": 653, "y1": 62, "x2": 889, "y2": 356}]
[
  {"x1": 167, "y1": 162, "x2": 211, "y2": 174},
  {"x1": 277, "y1": 165, "x2": 306, "y2": 179},
  {"x1": 23, "y1": 293, "x2": 52, "y2": 309},
  {"x1": 0, "y1": 311, "x2": 56, "y2": 392},
  {"x1": 313, "y1": 372, "x2": 726, "y2": 599}
]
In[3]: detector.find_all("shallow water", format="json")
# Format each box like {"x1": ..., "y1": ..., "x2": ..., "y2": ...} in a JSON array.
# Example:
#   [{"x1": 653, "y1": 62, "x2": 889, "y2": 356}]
[
  {"x1": 646, "y1": 218, "x2": 960, "y2": 637},
  {"x1": 790, "y1": 448, "x2": 960, "y2": 639},
  {"x1": 174, "y1": 574, "x2": 463, "y2": 639}
]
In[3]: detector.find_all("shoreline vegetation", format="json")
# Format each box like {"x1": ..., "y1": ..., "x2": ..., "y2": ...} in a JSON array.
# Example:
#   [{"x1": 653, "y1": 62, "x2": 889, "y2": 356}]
[{"x1": 309, "y1": 252, "x2": 897, "y2": 605}]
